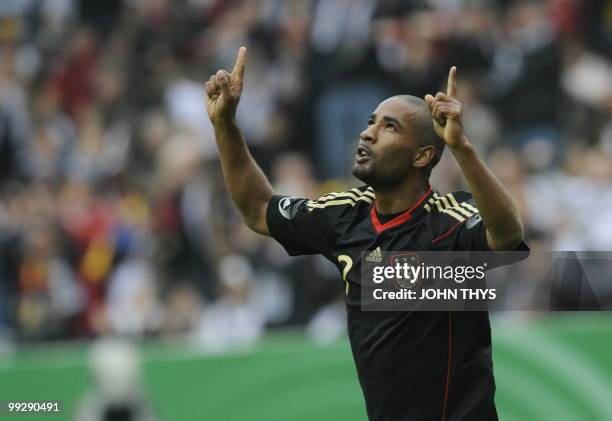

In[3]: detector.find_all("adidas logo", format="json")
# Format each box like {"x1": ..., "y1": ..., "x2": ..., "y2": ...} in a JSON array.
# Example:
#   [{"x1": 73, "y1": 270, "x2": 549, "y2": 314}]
[{"x1": 366, "y1": 247, "x2": 383, "y2": 262}]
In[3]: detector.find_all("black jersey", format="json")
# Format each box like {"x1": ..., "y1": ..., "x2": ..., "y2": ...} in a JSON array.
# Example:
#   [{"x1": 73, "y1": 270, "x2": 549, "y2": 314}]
[{"x1": 266, "y1": 185, "x2": 527, "y2": 421}]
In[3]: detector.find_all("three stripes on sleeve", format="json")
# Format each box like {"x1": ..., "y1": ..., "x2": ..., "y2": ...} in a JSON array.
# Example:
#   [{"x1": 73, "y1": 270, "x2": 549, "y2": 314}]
[{"x1": 425, "y1": 193, "x2": 479, "y2": 222}]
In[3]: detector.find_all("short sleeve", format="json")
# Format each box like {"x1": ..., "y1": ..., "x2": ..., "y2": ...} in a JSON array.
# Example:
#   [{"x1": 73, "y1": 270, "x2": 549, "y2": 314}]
[
  {"x1": 452, "y1": 212, "x2": 490, "y2": 251},
  {"x1": 266, "y1": 195, "x2": 333, "y2": 256},
  {"x1": 453, "y1": 213, "x2": 529, "y2": 253},
  {"x1": 453, "y1": 216, "x2": 530, "y2": 271},
  {"x1": 433, "y1": 195, "x2": 529, "y2": 253}
]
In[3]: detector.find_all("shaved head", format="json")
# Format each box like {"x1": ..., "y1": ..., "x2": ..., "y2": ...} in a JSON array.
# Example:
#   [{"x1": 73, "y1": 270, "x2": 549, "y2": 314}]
[{"x1": 394, "y1": 95, "x2": 445, "y2": 177}]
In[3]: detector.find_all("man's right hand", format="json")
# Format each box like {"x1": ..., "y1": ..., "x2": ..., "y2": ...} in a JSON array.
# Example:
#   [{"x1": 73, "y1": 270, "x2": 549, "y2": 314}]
[{"x1": 204, "y1": 47, "x2": 246, "y2": 123}]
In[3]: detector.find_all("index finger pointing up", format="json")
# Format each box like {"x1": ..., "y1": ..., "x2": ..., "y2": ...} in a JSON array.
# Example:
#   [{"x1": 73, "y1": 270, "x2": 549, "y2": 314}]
[
  {"x1": 447, "y1": 66, "x2": 457, "y2": 97},
  {"x1": 232, "y1": 47, "x2": 246, "y2": 80}
]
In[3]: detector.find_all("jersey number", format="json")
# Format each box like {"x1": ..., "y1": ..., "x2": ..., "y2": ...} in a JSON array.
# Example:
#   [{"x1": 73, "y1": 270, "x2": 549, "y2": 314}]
[{"x1": 337, "y1": 255, "x2": 353, "y2": 295}]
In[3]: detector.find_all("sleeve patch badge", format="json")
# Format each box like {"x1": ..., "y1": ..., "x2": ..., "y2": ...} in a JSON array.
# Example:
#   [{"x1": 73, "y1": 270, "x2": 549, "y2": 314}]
[
  {"x1": 278, "y1": 197, "x2": 302, "y2": 220},
  {"x1": 466, "y1": 213, "x2": 482, "y2": 229}
]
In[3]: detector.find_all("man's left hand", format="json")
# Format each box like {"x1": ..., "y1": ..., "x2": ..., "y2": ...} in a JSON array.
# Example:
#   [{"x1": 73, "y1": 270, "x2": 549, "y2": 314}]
[{"x1": 425, "y1": 67, "x2": 467, "y2": 149}]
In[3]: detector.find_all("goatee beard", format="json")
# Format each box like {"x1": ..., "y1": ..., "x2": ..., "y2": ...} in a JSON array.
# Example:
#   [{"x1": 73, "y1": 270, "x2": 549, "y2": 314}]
[{"x1": 352, "y1": 165, "x2": 412, "y2": 193}]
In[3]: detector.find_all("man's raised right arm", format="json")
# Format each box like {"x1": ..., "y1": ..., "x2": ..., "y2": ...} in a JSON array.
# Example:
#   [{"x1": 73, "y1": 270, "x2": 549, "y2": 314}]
[{"x1": 204, "y1": 47, "x2": 273, "y2": 235}]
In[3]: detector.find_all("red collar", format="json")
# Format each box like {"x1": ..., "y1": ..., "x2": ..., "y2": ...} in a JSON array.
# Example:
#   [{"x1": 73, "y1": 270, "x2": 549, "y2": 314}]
[{"x1": 370, "y1": 186, "x2": 433, "y2": 234}]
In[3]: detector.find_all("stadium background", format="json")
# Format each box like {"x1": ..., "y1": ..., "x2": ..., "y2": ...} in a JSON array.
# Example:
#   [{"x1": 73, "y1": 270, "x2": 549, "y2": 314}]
[{"x1": 0, "y1": 0, "x2": 611, "y2": 420}]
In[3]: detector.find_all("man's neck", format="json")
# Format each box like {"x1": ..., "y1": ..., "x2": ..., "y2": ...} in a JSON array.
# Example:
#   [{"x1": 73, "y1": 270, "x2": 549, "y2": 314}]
[{"x1": 373, "y1": 181, "x2": 430, "y2": 215}]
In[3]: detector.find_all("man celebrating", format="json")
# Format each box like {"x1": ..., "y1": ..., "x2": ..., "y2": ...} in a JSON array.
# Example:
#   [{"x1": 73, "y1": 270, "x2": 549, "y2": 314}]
[{"x1": 204, "y1": 47, "x2": 526, "y2": 420}]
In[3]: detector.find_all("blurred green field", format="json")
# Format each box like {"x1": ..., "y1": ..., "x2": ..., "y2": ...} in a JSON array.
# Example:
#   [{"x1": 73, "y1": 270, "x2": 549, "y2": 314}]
[{"x1": 0, "y1": 314, "x2": 611, "y2": 421}]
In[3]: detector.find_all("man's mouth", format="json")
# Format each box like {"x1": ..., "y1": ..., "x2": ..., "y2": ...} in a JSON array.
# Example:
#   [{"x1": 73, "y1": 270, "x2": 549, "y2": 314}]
[{"x1": 356, "y1": 145, "x2": 372, "y2": 163}]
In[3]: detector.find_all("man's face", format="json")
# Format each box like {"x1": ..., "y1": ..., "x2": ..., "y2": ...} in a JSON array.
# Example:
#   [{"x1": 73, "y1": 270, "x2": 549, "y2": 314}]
[{"x1": 352, "y1": 97, "x2": 421, "y2": 190}]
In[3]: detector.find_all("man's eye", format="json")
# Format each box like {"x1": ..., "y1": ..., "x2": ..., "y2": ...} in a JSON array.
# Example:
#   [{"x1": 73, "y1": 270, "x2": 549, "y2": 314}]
[
  {"x1": 386, "y1": 123, "x2": 395, "y2": 130},
  {"x1": 367, "y1": 120, "x2": 374, "y2": 126}
]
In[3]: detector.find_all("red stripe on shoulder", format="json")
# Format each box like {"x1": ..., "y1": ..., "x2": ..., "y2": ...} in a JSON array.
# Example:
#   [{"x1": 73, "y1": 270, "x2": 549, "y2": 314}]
[{"x1": 432, "y1": 220, "x2": 464, "y2": 244}]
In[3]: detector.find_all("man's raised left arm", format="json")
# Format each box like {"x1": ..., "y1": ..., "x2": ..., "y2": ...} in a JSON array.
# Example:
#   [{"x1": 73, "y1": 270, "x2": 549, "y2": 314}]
[{"x1": 425, "y1": 67, "x2": 524, "y2": 251}]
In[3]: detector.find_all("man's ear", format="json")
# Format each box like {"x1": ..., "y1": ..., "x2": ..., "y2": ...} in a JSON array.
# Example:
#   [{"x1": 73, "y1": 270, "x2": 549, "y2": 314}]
[{"x1": 413, "y1": 145, "x2": 435, "y2": 169}]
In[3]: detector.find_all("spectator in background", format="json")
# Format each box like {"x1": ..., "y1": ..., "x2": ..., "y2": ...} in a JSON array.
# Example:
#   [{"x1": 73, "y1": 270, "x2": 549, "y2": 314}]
[
  {"x1": 0, "y1": 39, "x2": 31, "y2": 182},
  {"x1": 193, "y1": 254, "x2": 264, "y2": 352},
  {"x1": 311, "y1": 0, "x2": 388, "y2": 179},
  {"x1": 488, "y1": 0, "x2": 562, "y2": 166}
]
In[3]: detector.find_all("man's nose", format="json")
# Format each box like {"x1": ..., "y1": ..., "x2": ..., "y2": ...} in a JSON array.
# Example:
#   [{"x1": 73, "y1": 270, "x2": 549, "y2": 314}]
[{"x1": 360, "y1": 126, "x2": 375, "y2": 143}]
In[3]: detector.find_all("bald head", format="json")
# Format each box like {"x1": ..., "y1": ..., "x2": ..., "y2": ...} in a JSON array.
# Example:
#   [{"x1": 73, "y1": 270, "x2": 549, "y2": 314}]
[{"x1": 393, "y1": 95, "x2": 445, "y2": 176}]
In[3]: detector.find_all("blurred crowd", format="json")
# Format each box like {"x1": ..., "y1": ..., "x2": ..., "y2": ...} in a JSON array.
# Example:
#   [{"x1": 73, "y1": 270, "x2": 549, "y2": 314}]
[{"x1": 0, "y1": 0, "x2": 611, "y2": 344}]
